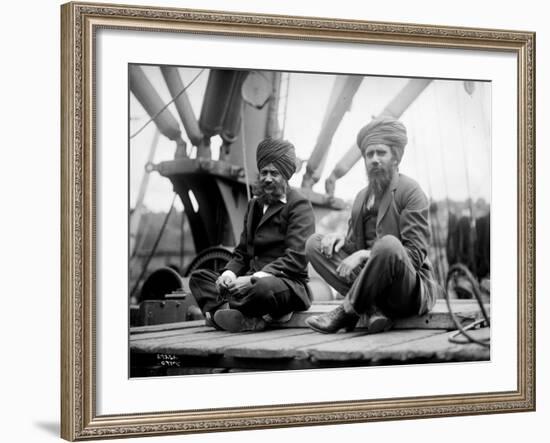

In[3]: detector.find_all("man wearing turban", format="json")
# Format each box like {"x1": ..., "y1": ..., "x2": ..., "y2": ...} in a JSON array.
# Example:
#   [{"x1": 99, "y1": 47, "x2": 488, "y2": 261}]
[
  {"x1": 189, "y1": 138, "x2": 316, "y2": 332},
  {"x1": 305, "y1": 116, "x2": 443, "y2": 333}
]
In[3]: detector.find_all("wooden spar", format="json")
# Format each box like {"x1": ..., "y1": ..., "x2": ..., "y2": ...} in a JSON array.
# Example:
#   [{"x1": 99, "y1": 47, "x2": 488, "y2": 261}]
[
  {"x1": 129, "y1": 65, "x2": 184, "y2": 144},
  {"x1": 225, "y1": 71, "x2": 276, "y2": 176},
  {"x1": 301, "y1": 75, "x2": 363, "y2": 189},
  {"x1": 160, "y1": 66, "x2": 204, "y2": 148},
  {"x1": 324, "y1": 78, "x2": 432, "y2": 196},
  {"x1": 266, "y1": 71, "x2": 283, "y2": 139}
]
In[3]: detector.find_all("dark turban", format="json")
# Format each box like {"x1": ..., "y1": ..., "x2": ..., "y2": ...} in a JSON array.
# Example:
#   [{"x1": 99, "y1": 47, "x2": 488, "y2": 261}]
[
  {"x1": 356, "y1": 116, "x2": 408, "y2": 164},
  {"x1": 256, "y1": 138, "x2": 297, "y2": 180}
]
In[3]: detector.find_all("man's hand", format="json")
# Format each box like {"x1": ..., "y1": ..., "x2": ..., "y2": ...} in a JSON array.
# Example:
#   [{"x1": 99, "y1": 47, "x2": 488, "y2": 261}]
[
  {"x1": 227, "y1": 276, "x2": 253, "y2": 296},
  {"x1": 320, "y1": 233, "x2": 346, "y2": 258},
  {"x1": 336, "y1": 250, "x2": 370, "y2": 281},
  {"x1": 216, "y1": 271, "x2": 236, "y2": 291}
]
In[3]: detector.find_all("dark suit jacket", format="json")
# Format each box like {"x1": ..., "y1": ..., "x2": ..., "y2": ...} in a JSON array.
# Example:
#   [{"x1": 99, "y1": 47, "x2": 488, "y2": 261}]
[
  {"x1": 223, "y1": 188, "x2": 316, "y2": 309},
  {"x1": 343, "y1": 173, "x2": 442, "y2": 314}
]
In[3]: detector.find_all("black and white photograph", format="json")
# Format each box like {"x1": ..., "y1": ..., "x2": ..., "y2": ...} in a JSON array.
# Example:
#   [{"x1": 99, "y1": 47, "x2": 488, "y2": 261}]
[{"x1": 128, "y1": 65, "x2": 491, "y2": 377}]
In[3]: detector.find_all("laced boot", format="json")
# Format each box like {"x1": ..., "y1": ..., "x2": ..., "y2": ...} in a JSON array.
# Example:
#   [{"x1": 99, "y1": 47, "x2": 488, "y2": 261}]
[{"x1": 305, "y1": 305, "x2": 359, "y2": 333}]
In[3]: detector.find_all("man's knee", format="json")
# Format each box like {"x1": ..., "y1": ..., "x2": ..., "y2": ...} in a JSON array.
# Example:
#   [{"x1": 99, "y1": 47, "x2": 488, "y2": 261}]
[
  {"x1": 189, "y1": 269, "x2": 216, "y2": 289},
  {"x1": 305, "y1": 233, "x2": 323, "y2": 260},
  {"x1": 251, "y1": 276, "x2": 280, "y2": 296},
  {"x1": 188, "y1": 270, "x2": 201, "y2": 289},
  {"x1": 372, "y1": 235, "x2": 405, "y2": 259}
]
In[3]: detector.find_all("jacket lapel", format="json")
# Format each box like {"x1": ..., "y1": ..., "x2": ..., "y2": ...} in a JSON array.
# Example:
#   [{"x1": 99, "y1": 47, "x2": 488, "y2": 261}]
[
  {"x1": 257, "y1": 200, "x2": 285, "y2": 230},
  {"x1": 351, "y1": 188, "x2": 368, "y2": 221},
  {"x1": 377, "y1": 173, "x2": 400, "y2": 227},
  {"x1": 246, "y1": 200, "x2": 258, "y2": 236},
  {"x1": 246, "y1": 200, "x2": 259, "y2": 257}
]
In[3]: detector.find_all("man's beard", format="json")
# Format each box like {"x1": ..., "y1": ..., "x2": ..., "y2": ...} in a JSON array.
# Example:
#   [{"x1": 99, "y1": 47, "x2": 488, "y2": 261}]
[
  {"x1": 367, "y1": 163, "x2": 395, "y2": 199},
  {"x1": 253, "y1": 179, "x2": 288, "y2": 205}
]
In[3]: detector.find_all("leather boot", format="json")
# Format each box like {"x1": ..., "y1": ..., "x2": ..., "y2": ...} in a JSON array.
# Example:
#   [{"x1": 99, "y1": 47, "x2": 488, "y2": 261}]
[{"x1": 305, "y1": 305, "x2": 359, "y2": 333}]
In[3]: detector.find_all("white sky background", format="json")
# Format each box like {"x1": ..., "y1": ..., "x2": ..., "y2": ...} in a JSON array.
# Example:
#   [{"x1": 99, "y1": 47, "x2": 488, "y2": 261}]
[{"x1": 130, "y1": 67, "x2": 491, "y2": 212}]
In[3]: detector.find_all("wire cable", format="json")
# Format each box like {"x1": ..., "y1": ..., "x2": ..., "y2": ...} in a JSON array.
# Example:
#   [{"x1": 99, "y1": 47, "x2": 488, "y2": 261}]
[
  {"x1": 130, "y1": 193, "x2": 177, "y2": 299},
  {"x1": 130, "y1": 69, "x2": 205, "y2": 140},
  {"x1": 409, "y1": 107, "x2": 445, "y2": 285}
]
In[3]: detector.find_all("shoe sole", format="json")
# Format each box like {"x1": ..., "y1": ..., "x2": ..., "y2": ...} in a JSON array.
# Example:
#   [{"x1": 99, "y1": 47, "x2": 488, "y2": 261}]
[
  {"x1": 214, "y1": 309, "x2": 265, "y2": 333},
  {"x1": 305, "y1": 317, "x2": 331, "y2": 334},
  {"x1": 205, "y1": 312, "x2": 224, "y2": 331},
  {"x1": 367, "y1": 317, "x2": 393, "y2": 334},
  {"x1": 305, "y1": 316, "x2": 355, "y2": 334}
]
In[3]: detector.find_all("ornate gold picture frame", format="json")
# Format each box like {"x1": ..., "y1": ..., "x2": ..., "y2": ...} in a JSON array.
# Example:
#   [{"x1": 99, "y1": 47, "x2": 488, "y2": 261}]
[{"x1": 61, "y1": 1, "x2": 535, "y2": 440}]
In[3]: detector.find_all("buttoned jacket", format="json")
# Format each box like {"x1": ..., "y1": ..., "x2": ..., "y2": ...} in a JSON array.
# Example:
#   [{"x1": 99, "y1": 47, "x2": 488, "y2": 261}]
[{"x1": 224, "y1": 188, "x2": 316, "y2": 308}]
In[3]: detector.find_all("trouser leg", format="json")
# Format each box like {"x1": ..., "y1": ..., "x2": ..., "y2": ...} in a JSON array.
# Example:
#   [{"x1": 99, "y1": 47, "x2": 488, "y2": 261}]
[
  {"x1": 229, "y1": 276, "x2": 304, "y2": 318},
  {"x1": 344, "y1": 235, "x2": 420, "y2": 318},
  {"x1": 305, "y1": 233, "x2": 354, "y2": 296},
  {"x1": 188, "y1": 269, "x2": 227, "y2": 315}
]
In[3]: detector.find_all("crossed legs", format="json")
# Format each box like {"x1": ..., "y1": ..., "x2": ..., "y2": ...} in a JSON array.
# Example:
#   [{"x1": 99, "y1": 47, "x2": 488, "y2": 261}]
[
  {"x1": 189, "y1": 270, "x2": 304, "y2": 331},
  {"x1": 305, "y1": 233, "x2": 420, "y2": 332}
]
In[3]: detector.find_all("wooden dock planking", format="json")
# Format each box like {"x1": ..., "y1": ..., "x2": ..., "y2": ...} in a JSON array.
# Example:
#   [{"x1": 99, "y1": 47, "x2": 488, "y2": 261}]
[
  {"x1": 371, "y1": 328, "x2": 490, "y2": 363},
  {"x1": 278, "y1": 300, "x2": 489, "y2": 330},
  {"x1": 131, "y1": 320, "x2": 205, "y2": 335},
  {"x1": 131, "y1": 328, "x2": 311, "y2": 357},
  {"x1": 129, "y1": 299, "x2": 491, "y2": 372},
  {"x1": 131, "y1": 325, "x2": 212, "y2": 342},
  {"x1": 130, "y1": 329, "x2": 233, "y2": 353},
  {"x1": 305, "y1": 329, "x2": 444, "y2": 361},
  {"x1": 172, "y1": 328, "x2": 311, "y2": 356},
  {"x1": 130, "y1": 326, "x2": 491, "y2": 371},
  {"x1": 223, "y1": 330, "x2": 368, "y2": 359}
]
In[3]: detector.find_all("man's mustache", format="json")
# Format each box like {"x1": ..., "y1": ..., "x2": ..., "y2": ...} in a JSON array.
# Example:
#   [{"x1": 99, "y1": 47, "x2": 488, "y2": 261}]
[
  {"x1": 253, "y1": 179, "x2": 287, "y2": 202},
  {"x1": 368, "y1": 166, "x2": 387, "y2": 177},
  {"x1": 259, "y1": 182, "x2": 277, "y2": 191}
]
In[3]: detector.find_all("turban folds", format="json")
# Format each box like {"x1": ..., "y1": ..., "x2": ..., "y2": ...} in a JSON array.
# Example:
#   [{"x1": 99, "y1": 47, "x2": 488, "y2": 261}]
[
  {"x1": 256, "y1": 138, "x2": 297, "y2": 180},
  {"x1": 356, "y1": 116, "x2": 408, "y2": 163}
]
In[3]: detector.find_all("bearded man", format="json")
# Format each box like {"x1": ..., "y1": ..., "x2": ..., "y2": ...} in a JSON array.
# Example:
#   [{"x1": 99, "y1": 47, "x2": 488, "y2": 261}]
[
  {"x1": 189, "y1": 138, "x2": 316, "y2": 332},
  {"x1": 305, "y1": 116, "x2": 443, "y2": 334}
]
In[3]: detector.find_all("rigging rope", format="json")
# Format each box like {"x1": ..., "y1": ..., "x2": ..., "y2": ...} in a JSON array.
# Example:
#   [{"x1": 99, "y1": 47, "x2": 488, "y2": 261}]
[
  {"x1": 431, "y1": 83, "x2": 489, "y2": 346},
  {"x1": 281, "y1": 73, "x2": 291, "y2": 138},
  {"x1": 432, "y1": 83, "x2": 452, "y2": 212},
  {"x1": 240, "y1": 101, "x2": 252, "y2": 201},
  {"x1": 409, "y1": 108, "x2": 444, "y2": 285},
  {"x1": 130, "y1": 193, "x2": 178, "y2": 300},
  {"x1": 454, "y1": 83, "x2": 476, "y2": 219},
  {"x1": 180, "y1": 208, "x2": 185, "y2": 272},
  {"x1": 478, "y1": 83, "x2": 492, "y2": 165},
  {"x1": 130, "y1": 68, "x2": 205, "y2": 140},
  {"x1": 432, "y1": 82, "x2": 455, "y2": 281},
  {"x1": 454, "y1": 82, "x2": 478, "y2": 277}
]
